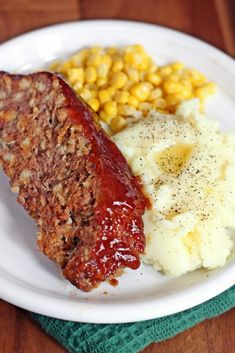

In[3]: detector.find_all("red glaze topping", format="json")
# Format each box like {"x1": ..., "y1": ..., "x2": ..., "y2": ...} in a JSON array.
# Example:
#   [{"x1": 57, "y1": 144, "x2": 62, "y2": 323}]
[
  {"x1": 60, "y1": 76, "x2": 147, "y2": 290},
  {"x1": 109, "y1": 278, "x2": 119, "y2": 287}
]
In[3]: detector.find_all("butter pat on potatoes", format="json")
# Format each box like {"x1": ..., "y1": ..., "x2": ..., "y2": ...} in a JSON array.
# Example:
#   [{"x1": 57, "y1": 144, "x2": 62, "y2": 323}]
[{"x1": 113, "y1": 100, "x2": 235, "y2": 276}]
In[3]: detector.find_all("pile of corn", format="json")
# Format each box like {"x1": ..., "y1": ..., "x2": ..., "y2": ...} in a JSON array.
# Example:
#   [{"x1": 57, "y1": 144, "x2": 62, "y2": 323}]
[{"x1": 50, "y1": 45, "x2": 216, "y2": 134}]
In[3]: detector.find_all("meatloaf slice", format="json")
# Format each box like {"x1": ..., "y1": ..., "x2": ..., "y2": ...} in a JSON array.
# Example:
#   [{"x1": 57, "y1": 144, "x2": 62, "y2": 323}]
[{"x1": 0, "y1": 71, "x2": 146, "y2": 291}]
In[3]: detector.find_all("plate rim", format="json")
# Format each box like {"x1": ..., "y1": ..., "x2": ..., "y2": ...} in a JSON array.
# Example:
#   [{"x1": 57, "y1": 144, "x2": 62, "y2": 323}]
[
  {"x1": 0, "y1": 262, "x2": 234, "y2": 323},
  {"x1": 1, "y1": 19, "x2": 235, "y2": 69},
  {"x1": 0, "y1": 19, "x2": 235, "y2": 323}
]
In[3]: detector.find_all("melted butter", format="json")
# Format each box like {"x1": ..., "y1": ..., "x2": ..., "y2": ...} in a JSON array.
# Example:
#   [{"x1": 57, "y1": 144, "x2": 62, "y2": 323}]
[
  {"x1": 156, "y1": 143, "x2": 193, "y2": 174},
  {"x1": 182, "y1": 229, "x2": 201, "y2": 254}
]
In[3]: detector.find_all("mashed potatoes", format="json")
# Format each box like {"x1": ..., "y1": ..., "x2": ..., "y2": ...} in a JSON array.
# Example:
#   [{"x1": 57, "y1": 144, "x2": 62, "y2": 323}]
[{"x1": 113, "y1": 100, "x2": 235, "y2": 276}]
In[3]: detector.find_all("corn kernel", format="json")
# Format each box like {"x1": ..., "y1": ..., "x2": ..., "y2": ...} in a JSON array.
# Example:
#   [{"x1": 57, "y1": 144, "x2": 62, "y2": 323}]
[
  {"x1": 89, "y1": 89, "x2": 98, "y2": 98},
  {"x1": 107, "y1": 86, "x2": 116, "y2": 97},
  {"x1": 163, "y1": 81, "x2": 183, "y2": 95},
  {"x1": 139, "y1": 71, "x2": 146, "y2": 81},
  {"x1": 72, "y1": 49, "x2": 90, "y2": 64},
  {"x1": 98, "y1": 89, "x2": 110, "y2": 104},
  {"x1": 166, "y1": 95, "x2": 183, "y2": 108},
  {"x1": 145, "y1": 82, "x2": 154, "y2": 90},
  {"x1": 110, "y1": 115, "x2": 127, "y2": 133},
  {"x1": 146, "y1": 73, "x2": 162, "y2": 86},
  {"x1": 194, "y1": 82, "x2": 217, "y2": 99},
  {"x1": 86, "y1": 53, "x2": 102, "y2": 67},
  {"x1": 159, "y1": 65, "x2": 173, "y2": 76},
  {"x1": 85, "y1": 67, "x2": 97, "y2": 83},
  {"x1": 73, "y1": 82, "x2": 83, "y2": 91},
  {"x1": 114, "y1": 91, "x2": 129, "y2": 104},
  {"x1": 100, "y1": 111, "x2": 113, "y2": 124},
  {"x1": 101, "y1": 54, "x2": 112, "y2": 68},
  {"x1": 96, "y1": 77, "x2": 107, "y2": 87},
  {"x1": 171, "y1": 62, "x2": 184, "y2": 71},
  {"x1": 133, "y1": 44, "x2": 145, "y2": 52},
  {"x1": 112, "y1": 59, "x2": 124, "y2": 73},
  {"x1": 111, "y1": 72, "x2": 128, "y2": 89},
  {"x1": 90, "y1": 46, "x2": 102, "y2": 54},
  {"x1": 84, "y1": 83, "x2": 97, "y2": 90},
  {"x1": 122, "y1": 81, "x2": 133, "y2": 91},
  {"x1": 168, "y1": 73, "x2": 181, "y2": 82},
  {"x1": 107, "y1": 47, "x2": 117, "y2": 55},
  {"x1": 124, "y1": 49, "x2": 149, "y2": 71},
  {"x1": 156, "y1": 109, "x2": 169, "y2": 114},
  {"x1": 117, "y1": 104, "x2": 126, "y2": 115},
  {"x1": 127, "y1": 95, "x2": 139, "y2": 108},
  {"x1": 125, "y1": 67, "x2": 139, "y2": 83},
  {"x1": 178, "y1": 82, "x2": 192, "y2": 99},
  {"x1": 154, "y1": 98, "x2": 167, "y2": 109},
  {"x1": 57, "y1": 61, "x2": 72, "y2": 74},
  {"x1": 138, "y1": 102, "x2": 153, "y2": 111},
  {"x1": 147, "y1": 63, "x2": 158, "y2": 73},
  {"x1": 80, "y1": 88, "x2": 92, "y2": 101},
  {"x1": 131, "y1": 82, "x2": 151, "y2": 101},
  {"x1": 103, "y1": 101, "x2": 117, "y2": 116},
  {"x1": 194, "y1": 89, "x2": 204, "y2": 100},
  {"x1": 124, "y1": 51, "x2": 137, "y2": 65},
  {"x1": 70, "y1": 54, "x2": 84, "y2": 67},
  {"x1": 148, "y1": 88, "x2": 162, "y2": 101},
  {"x1": 137, "y1": 56, "x2": 150, "y2": 71},
  {"x1": 97, "y1": 63, "x2": 109, "y2": 78},
  {"x1": 207, "y1": 82, "x2": 217, "y2": 93},
  {"x1": 187, "y1": 69, "x2": 206, "y2": 86},
  {"x1": 180, "y1": 79, "x2": 192, "y2": 88},
  {"x1": 88, "y1": 98, "x2": 100, "y2": 112},
  {"x1": 117, "y1": 104, "x2": 136, "y2": 116},
  {"x1": 67, "y1": 68, "x2": 85, "y2": 84}
]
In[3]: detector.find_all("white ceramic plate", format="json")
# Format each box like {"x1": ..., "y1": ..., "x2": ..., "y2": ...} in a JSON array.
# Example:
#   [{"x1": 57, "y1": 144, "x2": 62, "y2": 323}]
[{"x1": 0, "y1": 20, "x2": 235, "y2": 324}]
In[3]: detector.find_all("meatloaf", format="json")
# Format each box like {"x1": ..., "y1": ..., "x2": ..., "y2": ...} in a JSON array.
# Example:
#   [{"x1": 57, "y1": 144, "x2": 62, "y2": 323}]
[{"x1": 0, "y1": 71, "x2": 146, "y2": 291}]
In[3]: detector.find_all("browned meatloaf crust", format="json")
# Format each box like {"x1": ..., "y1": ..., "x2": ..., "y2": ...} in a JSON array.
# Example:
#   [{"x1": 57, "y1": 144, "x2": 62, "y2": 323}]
[{"x1": 0, "y1": 71, "x2": 146, "y2": 291}]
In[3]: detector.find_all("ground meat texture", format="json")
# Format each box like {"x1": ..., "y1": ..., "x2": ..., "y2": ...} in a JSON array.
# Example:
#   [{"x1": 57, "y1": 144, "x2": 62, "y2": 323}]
[{"x1": 0, "y1": 71, "x2": 146, "y2": 291}]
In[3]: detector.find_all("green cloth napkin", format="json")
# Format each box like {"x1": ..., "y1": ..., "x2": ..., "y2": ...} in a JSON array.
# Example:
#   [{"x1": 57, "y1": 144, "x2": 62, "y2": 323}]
[{"x1": 33, "y1": 285, "x2": 235, "y2": 353}]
